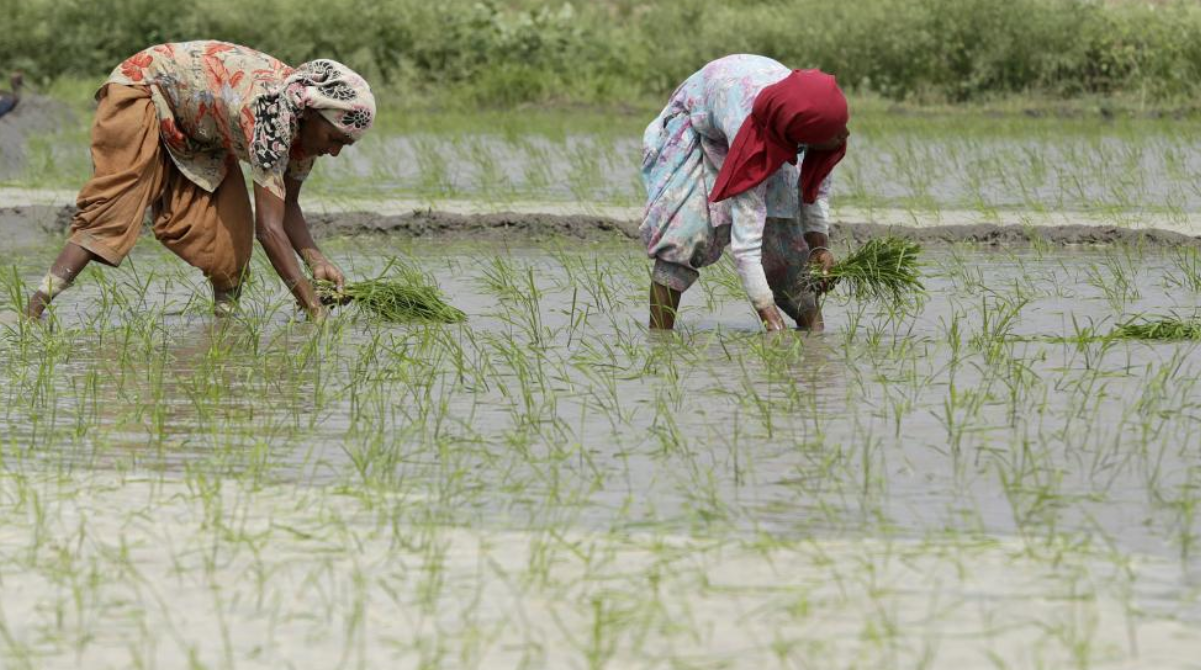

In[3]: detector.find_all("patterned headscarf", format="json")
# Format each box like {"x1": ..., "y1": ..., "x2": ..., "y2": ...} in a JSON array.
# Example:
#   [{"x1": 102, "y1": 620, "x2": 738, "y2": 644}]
[{"x1": 251, "y1": 59, "x2": 376, "y2": 171}]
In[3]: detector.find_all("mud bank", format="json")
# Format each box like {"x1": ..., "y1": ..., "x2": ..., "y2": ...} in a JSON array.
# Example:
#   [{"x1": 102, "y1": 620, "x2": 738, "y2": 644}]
[
  {"x1": 308, "y1": 210, "x2": 1201, "y2": 248},
  {"x1": 6, "y1": 204, "x2": 1201, "y2": 248},
  {"x1": 830, "y1": 220, "x2": 1201, "y2": 248},
  {"x1": 305, "y1": 208, "x2": 642, "y2": 239}
]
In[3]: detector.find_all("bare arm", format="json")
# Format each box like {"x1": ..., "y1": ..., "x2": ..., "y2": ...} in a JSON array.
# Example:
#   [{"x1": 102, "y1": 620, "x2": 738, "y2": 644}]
[
  {"x1": 253, "y1": 183, "x2": 325, "y2": 320},
  {"x1": 282, "y1": 176, "x2": 345, "y2": 290},
  {"x1": 801, "y1": 175, "x2": 836, "y2": 287}
]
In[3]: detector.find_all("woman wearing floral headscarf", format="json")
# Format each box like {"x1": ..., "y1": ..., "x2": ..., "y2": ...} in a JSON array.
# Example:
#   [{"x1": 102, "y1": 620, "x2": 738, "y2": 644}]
[
  {"x1": 24, "y1": 40, "x2": 376, "y2": 321},
  {"x1": 641, "y1": 54, "x2": 849, "y2": 332}
]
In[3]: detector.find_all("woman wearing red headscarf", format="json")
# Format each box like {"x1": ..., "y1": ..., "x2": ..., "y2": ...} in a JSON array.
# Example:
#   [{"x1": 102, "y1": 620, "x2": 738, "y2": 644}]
[{"x1": 640, "y1": 54, "x2": 849, "y2": 331}]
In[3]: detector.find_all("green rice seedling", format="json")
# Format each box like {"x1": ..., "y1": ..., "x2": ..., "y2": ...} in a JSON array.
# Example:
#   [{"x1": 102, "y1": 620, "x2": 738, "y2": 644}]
[
  {"x1": 814, "y1": 238, "x2": 924, "y2": 303},
  {"x1": 1164, "y1": 247, "x2": 1201, "y2": 292},
  {"x1": 411, "y1": 135, "x2": 457, "y2": 199},
  {"x1": 1083, "y1": 249, "x2": 1142, "y2": 311},
  {"x1": 315, "y1": 261, "x2": 465, "y2": 324},
  {"x1": 1109, "y1": 316, "x2": 1201, "y2": 341}
]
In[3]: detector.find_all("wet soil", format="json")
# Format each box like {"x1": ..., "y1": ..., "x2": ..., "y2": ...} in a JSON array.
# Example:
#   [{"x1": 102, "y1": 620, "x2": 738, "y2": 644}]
[{"x1": 6, "y1": 203, "x2": 1201, "y2": 248}]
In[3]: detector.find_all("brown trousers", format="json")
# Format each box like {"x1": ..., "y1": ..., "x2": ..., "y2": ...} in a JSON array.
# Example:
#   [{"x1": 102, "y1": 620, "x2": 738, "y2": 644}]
[{"x1": 68, "y1": 84, "x2": 254, "y2": 291}]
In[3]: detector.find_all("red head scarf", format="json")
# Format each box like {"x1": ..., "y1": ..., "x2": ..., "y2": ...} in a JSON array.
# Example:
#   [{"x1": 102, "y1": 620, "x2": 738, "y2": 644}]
[{"x1": 709, "y1": 69, "x2": 848, "y2": 204}]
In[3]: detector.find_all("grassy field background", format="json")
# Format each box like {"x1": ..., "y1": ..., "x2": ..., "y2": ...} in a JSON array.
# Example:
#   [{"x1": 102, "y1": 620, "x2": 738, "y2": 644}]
[{"x1": 5, "y1": 0, "x2": 1201, "y2": 111}]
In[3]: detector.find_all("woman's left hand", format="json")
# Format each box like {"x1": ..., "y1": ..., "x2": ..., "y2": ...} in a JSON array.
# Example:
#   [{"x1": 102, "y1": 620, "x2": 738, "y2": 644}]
[{"x1": 808, "y1": 248, "x2": 836, "y2": 294}]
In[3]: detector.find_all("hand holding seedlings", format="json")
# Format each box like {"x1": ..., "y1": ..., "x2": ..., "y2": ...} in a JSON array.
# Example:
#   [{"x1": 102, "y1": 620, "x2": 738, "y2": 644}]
[
  {"x1": 807, "y1": 246, "x2": 837, "y2": 294},
  {"x1": 308, "y1": 257, "x2": 346, "y2": 292},
  {"x1": 314, "y1": 260, "x2": 466, "y2": 323},
  {"x1": 809, "y1": 237, "x2": 924, "y2": 303}
]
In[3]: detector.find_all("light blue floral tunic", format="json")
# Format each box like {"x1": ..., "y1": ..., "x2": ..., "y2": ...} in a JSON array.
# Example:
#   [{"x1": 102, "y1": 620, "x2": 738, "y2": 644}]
[{"x1": 640, "y1": 54, "x2": 833, "y2": 310}]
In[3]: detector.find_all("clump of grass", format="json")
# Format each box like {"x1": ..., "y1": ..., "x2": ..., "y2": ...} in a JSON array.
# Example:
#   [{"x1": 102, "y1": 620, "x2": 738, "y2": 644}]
[
  {"x1": 315, "y1": 262, "x2": 466, "y2": 323},
  {"x1": 814, "y1": 237, "x2": 924, "y2": 302},
  {"x1": 1110, "y1": 316, "x2": 1201, "y2": 341}
]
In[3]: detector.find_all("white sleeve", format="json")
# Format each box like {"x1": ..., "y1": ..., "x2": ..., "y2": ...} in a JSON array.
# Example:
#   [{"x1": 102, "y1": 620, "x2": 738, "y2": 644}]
[
  {"x1": 800, "y1": 172, "x2": 834, "y2": 235},
  {"x1": 728, "y1": 183, "x2": 775, "y2": 310}
]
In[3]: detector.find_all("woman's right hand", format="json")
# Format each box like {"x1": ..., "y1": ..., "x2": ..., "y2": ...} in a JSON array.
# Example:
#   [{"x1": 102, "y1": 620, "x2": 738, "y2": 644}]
[{"x1": 758, "y1": 305, "x2": 787, "y2": 332}]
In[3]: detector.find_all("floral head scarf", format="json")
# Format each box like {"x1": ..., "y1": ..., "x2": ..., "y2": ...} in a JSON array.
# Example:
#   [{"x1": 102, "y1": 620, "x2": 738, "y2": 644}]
[{"x1": 250, "y1": 59, "x2": 376, "y2": 171}]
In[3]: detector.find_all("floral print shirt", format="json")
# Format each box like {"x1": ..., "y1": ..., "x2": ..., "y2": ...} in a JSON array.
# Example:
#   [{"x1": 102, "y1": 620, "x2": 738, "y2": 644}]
[
  {"x1": 107, "y1": 41, "x2": 315, "y2": 200},
  {"x1": 641, "y1": 54, "x2": 834, "y2": 309}
]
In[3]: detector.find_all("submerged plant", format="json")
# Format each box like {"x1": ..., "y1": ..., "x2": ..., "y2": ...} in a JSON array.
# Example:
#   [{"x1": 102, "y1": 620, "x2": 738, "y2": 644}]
[
  {"x1": 1110, "y1": 316, "x2": 1201, "y2": 341},
  {"x1": 316, "y1": 262, "x2": 466, "y2": 323},
  {"x1": 814, "y1": 237, "x2": 924, "y2": 302}
]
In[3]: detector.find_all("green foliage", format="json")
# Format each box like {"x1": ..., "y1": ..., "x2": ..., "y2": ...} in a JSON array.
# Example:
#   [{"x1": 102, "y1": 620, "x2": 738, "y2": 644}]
[
  {"x1": 819, "y1": 238, "x2": 924, "y2": 303},
  {"x1": 5, "y1": 0, "x2": 1201, "y2": 105},
  {"x1": 315, "y1": 262, "x2": 466, "y2": 323},
  {"x1": 1110, "y1": 316, "x2": 1201, "y2": 341}
]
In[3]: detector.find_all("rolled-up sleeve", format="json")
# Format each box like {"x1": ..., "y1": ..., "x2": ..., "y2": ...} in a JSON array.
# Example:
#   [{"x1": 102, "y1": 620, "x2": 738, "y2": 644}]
[{"x1": 728, "y1": 183, "x2": 775, "y2": 310}]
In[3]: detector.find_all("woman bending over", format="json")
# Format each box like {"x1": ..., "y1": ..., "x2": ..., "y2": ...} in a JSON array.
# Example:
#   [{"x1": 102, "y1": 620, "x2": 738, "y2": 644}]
[{"x1": 25, "y1": 41, "x2": 376, "y2": 321}]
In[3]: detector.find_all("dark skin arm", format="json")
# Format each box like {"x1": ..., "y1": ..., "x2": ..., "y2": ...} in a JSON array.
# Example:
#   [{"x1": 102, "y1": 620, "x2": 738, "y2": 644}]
[
  {"x1": 282, "y1": 176, "x2": 344, "y2": 290},
  {"x1": 799, "y1": 231, "x2": 834, "y2": 331},
  {"x1": 801, "y1": 132, "x2": 846, "y2": 287},
  {"x1": 254, "y1": 182, "x2": 325, "y2": 321}
]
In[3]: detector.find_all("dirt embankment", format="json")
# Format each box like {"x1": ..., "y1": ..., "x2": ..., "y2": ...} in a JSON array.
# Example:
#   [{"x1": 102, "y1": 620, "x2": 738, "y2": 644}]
[
  {"x1": 829, "y1": 221, "x2": 1201, "y2": 248},
  {"x1": 303, "y1": 209, "x2": 641, "y2": 239},
  {"x1": 6, "y1": 204, "x2": 1201, "y2": 248}
]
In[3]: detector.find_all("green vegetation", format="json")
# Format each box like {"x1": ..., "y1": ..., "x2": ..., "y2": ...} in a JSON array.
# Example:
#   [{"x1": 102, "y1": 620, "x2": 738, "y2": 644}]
[
  {"x1": 817, "y1": 237, "x2": 924, "y2": 302},
  {"x1": 1110, "y1": 315, "x2": 1201, "y2": 340},
  {"x1": 6, "y1": 0, "x2": 1201, "y2": 108},
  {"x1": 4, "y1": 0, "x2": 1201, "y2": 663},
  {"x1": 14, "y1": 107, "x2": 1201, "y2": 224},
  {"x1": 316, "y1": 261, "x2": 466, "y2": 323},
  {"x1": 0, "y1": 238, "x2": 1199, "y2": 665}
]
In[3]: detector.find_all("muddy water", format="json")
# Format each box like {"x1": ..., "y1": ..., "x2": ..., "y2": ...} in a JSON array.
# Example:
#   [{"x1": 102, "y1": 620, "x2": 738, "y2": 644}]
[
  {"x1": 311, "y1": 131, "x2": 1201, "y2": 213},
  {"x1": 1, "y1": 237, "x2": 1199, "y2": 559},
  {"x1": 4, "y1": 232, "x2": 1201, "y2": 663},
  {"x1": 19, "y1": 124, "x2": 1201, "y2": 213}
]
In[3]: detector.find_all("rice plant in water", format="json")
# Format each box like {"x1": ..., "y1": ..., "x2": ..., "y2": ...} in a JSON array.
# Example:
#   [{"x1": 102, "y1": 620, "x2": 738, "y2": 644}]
[
  {"x1": 814, "y1": 237, "x2": 924, "y2": 302},
  {"x1": 315, "y1": 261, "x2": 466, "y2": 323},
  {"x1": 1110, "y1": 316, "x2": 1201, "y2": 341}
]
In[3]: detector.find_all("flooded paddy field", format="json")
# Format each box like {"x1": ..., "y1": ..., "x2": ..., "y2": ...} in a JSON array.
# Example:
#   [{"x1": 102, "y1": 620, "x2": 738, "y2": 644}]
[
  {"x1": 14, "y1": 106, "x2": 1201, "y2": 220},
  {"x1": 2, "y1": 225, "x2": 1201, "y2": 667},
  {"x1": 315, "y1": 120, "x2": 1201, "y2": 217},
  {"x1": 5, "y1": 97, "x2": 1201, "y2": 668}
]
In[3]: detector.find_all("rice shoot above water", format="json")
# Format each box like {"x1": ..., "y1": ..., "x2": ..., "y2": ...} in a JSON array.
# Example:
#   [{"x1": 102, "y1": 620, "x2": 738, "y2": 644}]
[
  {"x1": 314, "y1": 262, "x2": 466, "y2": 323},
  {"x1": 813, "y1": 237, "x2": 924, "y2": 302},
  {"x1": 1109, "y1": 316, "x2": 1201, "y2": 341}
]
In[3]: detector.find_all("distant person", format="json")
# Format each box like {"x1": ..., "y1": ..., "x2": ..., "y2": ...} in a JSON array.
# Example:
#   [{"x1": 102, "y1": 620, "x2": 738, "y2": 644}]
[
  {"x1": 0, "y1": 72, "x2": 22, "y2": 118},
  {"x1": 24, "y1": 41, "x2": 375, "y2": 321},
  {"x1": 641, "y1": 54, "x2": 849, "y2": 331}
]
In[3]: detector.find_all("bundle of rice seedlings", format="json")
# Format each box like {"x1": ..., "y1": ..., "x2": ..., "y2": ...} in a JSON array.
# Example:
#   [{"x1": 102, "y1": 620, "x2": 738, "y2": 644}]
[
  {"x1": 1110, "y1": 316, "x2": 1201, "y2": 341},
  {"x1": 811, "y1": 237, "x2": 924, "y2": 302},
  {"x1": 314, "y1": 262, "x2": 466, "y2": 323}
]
